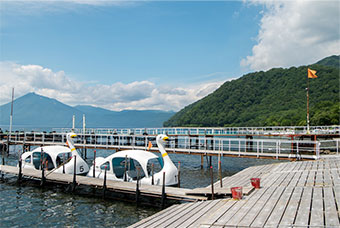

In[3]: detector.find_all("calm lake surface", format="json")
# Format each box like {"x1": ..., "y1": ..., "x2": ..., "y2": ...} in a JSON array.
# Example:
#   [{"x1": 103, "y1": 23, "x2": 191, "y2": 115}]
[{"x1": 0, "y1": 147, "x2": 285, "y2": 227}]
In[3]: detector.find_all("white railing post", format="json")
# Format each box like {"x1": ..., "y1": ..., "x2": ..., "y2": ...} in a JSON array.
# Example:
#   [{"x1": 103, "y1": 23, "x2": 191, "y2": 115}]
[{"x1": 316, "y1": 141, "x2": 320, "y2": 159}]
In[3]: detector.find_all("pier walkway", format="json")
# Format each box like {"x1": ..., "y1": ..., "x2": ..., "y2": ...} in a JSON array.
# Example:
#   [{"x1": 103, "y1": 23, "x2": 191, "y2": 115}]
[
  {"x1": 0, "y1": 165, "x2": 207, "y2": 204},
  {"x1": 129, "y1": 157, "x2": 340, "y2": 227}
]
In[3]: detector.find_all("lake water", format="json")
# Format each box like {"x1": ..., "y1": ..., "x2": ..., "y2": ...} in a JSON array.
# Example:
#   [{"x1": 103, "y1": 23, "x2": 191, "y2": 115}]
[{"x1": 0, "y1": 147, "x2": 284, "y2": 227}]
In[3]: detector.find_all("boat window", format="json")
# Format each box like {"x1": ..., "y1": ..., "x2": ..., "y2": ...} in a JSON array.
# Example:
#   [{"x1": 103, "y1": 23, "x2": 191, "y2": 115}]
[
  {"x1": 112, "y1": 157, "x2": 145, "y2": 180},
  {"x1": 33, "y1": 152, "x2": 41, "y2": 169},
  {"x1": 146, "y1": 158, "x2": 163, "y2": 176},
  {"x1": 112, "y1": 158, "x2": 126, "y2": 179},
  {"x1": 25, "y1": 155, "x2": 31, "y2": 163},
  {"x1": 100, "y1": 162, "x2": 110, "y2": 171},
  {"x1": 128, "y1": 159, "x2": 145, "y2": 180},
  {"x1": 56, "y1": 152, "x2": 71, "y2": 167},
  {"x1": 32, "y1": 152, "x2": 55, "y2": 171}
]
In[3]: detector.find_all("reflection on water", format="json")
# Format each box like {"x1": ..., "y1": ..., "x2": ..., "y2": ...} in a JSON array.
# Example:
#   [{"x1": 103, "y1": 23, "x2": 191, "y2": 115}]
[{"x1": 0, "y1": 148, "x2": 285, "y2": 227}]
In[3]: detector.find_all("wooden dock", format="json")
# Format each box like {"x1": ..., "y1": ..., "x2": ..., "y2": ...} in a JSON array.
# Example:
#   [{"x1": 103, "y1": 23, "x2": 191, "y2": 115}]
[
  {"x1": 0, "y1": 165, "x2": 207, "y2": 205},
  {"x1": 129, "y1": 157, "x2": 340, "y2": 227}
]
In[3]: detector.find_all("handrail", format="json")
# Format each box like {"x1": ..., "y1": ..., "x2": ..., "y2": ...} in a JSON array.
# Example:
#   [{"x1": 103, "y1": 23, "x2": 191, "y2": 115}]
[{"x1": 4, "y1": 131, "x2": 340, "y2": 160}]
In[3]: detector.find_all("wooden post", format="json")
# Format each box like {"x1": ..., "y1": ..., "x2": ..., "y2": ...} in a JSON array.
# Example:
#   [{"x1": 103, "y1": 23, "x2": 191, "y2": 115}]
[
  {"x1": 219, "y1": 160, "x2": 222, "y2": 188},
  {"x1": 18, "y1": 158, "x2": 22, "y2": 182},
  {"x1": 136, "y1": 167, "x2": 140, "y2": 205},
  {"x1": 210, "y1": 166, "x2": 214, "y2": 200},
  {"x1": 93, "y1": 150, "x2": 96, "y2": 178},
  {"x1": 124, "y1": 155, "x2": 127, "y2": 182},
  {"x1": 103, "y1": 166, "x2": 107, "y2": 198},
  {"x1": 40, "y1": 148, "x2": 45, "y2": 187},
  {"x1": 177, "y1": 161, "x2": 181, "y2": 188},
  {"x1": 200, "y1": 154, "x2": 204, "y2": 169},
  {"x1": 161, "y1": 172, "x2": 166, "y2": 209},
  {"x1": 151, "y1": 163, "x2": 154, "y2": 185},
  {"x1": 72, "y1": 155, "x2": 77, "y2": 192},
  {"x1": 2, "y1": 142, "x2": 5, "y2": 165},
  {"x1": 62, "y1": 153, "x2": 65, "y2": 174}
]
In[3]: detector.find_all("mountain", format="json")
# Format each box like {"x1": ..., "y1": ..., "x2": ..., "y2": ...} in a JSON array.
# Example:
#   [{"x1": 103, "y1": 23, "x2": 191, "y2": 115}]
[
  {"x1": 315, "y1": 55, "x2": 340, "y2": 68},
  {"x1": 0, "y1": 92, "x2": 84, "y2": 129},
  {"x1": 164, "y1": 55, "x2": 340, "y2": 127},
  {"x1": 74, "y1": 105, "x2": 175, "y2": 128},
  {"x1": 0, "y1": 93, "x2": 175, "y2": 130}
]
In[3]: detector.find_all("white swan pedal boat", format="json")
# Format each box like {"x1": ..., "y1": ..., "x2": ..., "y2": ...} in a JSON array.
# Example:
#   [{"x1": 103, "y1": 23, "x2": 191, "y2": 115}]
[
  {"x1": 87, "y1": 134, "x2": 178, "y2": 186},
  {"x1": 20, "y1": 132, "x2": 89, "y2": 175}
]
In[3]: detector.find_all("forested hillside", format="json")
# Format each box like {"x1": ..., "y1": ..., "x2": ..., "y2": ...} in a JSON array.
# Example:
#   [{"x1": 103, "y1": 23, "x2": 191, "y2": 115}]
[{"x1": 164, "y1": 55, "x2": 339, "y2": 127}]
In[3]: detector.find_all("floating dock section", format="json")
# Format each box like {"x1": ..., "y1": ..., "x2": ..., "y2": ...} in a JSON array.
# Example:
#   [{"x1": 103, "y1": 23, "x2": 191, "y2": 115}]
[{"x1": 129, "y1": 157, "x2": 340, "y2": 227}]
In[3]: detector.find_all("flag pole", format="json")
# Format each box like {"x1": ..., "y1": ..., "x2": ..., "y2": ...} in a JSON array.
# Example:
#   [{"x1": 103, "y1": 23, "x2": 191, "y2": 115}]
[{"x1": 306, "y1": 77, "x2": 310, "y2": 134}]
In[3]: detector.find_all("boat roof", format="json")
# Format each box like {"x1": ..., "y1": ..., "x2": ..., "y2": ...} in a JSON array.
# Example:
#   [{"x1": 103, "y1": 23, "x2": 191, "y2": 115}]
[
  {"x1": 108, "y1": 150, "x2": 159, "y2": 163},
  {"x1": 31, "y1": 146, "x2": 71, "y2": 156}
]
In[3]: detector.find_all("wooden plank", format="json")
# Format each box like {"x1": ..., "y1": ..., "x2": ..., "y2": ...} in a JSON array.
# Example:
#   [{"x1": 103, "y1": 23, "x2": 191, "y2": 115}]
[
  {"x1": 136, "y1": 202, "x2": 195, "y2": 228},
  {"x1": 212, "y1": 197, "x2": 250, "y2": 226},
  {"x1": 192, "y1": 200, "x2": 236, "y2": 228},
  {"x1": 324, "y1": 187, "x2": 340, "y2": 227},
  {"x1": 169, "y1": 199, "x2": 222, "y2": 228},
  {"x1": 287, "y1": 171, "x2": 302, "y2": 188},
  {"x1": 295, "y1": 170, "x2": 308, "y2": 187},
  {"x1": 161, "y1": 200, "x2": 208, "y2": 227},
  {"x1": 225, "y1": 187, "x2": 276, "y2": 226},
  {"x1": 333, "y1": 185, "x2": 340, "y2": 218},
  {"x1": 277, "y1": 186, "x2": 303, "y2": 226},
  {"x1": 310, "y1": 187, "x2": 324, "y2": 227},
  {"x1": 305, "y1": 170, "x2": 315, "y2": 187},
  {"x1": 294, "y1": 187, "x2": 313, "y2": 226},
  {"x1": 324, "y1": 169, "x2": 332, "y2": 186},
  {"x1": 331, "y1": 169, "x2": 340, "y2": 186},
  {"x1": 128, "y1": 204, "x2": 180, "y2": 228},
  {"x1": 264, "y1": 187, "x2": 295, "y2": 227},
  {"x1": 248, "y1": 186, "x2": 285, "y2": 227},
  {"x1": 315, "y1": 170, "x2": 324, "y2": 187}
]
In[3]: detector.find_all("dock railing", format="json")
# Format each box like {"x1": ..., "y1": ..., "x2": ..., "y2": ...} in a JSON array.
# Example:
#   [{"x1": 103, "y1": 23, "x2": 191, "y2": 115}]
[
  {"x1": 3, "y1": 131, "x2": 339, "y2": 160},
  {"x1": 51, "y1": 125, "x2": 339, "y2": 136}
]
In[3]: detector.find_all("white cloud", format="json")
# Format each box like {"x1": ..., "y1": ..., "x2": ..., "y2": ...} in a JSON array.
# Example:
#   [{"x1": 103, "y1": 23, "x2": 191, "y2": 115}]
[
  {"x1": 241, "y1": 0, "x2": 340, "y2": 71},
  {"x1": 0, "y1": 62, "x2": 224, "y2": 111}
]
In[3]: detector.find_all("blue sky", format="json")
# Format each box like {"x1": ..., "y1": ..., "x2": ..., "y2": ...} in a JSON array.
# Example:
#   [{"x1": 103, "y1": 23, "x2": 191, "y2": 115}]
[{"x1": 0, "y1": 1, "x2": 339, "y2": 111}]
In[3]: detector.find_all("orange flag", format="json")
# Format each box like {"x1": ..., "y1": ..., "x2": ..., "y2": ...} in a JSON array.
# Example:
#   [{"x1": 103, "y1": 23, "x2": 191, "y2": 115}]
[
  {"x1": 147, "y1": 141, "x2": 152, "y2": 150},
  {"x1": 308, "y1": 68, "x2": 317, "y2": 78}
]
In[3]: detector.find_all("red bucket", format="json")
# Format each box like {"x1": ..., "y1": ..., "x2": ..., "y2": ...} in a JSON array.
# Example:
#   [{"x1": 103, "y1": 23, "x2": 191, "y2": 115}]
[
  {"x1": 231, "y1": 187, "x2": 243, "y2": 200},
  {"x1": 251, "y1": 178, "x2": 261, "y2": 189}
]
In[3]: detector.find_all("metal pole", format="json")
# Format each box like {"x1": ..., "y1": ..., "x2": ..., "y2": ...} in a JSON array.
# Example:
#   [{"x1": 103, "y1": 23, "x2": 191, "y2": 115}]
[
  {"x1": 9, "y1": 88, "x2": 14, "y2": 139},
  {"x1": 72, "y1": 115, "x2": 75, "y2": 131},
  {"x1": 307, "y1": 77, "x2": 310, "y2": 134}
]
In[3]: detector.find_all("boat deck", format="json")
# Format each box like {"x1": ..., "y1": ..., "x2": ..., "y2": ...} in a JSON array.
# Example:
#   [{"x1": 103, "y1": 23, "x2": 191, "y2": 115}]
[{"x1": 129, "y1": 157, "x2": 340, "y2": 227}]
